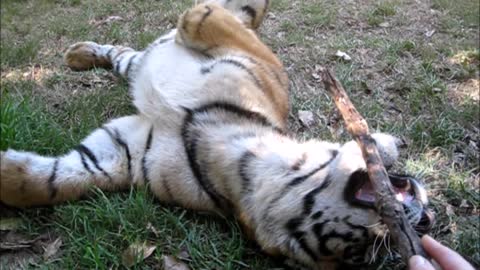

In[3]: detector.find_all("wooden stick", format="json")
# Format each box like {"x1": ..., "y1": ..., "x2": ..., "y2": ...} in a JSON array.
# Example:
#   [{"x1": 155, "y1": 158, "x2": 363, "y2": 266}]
[{"x1": 318, "y1": 67, "x2": 427, "y2": 264}]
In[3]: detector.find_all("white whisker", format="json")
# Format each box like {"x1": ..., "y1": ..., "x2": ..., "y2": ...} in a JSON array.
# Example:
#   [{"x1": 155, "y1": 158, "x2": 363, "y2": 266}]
[
  {"x1": 369, "y1": 232, "x2": 382, "y2": 264},
  {"x1": 364, "y1": 222, "x2": 382, "y2": 228},
  {"x1": 386, "y1": 233, "x2": 393, "y2": 257}
]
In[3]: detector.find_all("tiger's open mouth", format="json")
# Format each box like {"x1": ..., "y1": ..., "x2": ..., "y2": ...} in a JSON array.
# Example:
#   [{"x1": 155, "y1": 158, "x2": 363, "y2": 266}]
[{"x1": 345, "y1": 171, "x2": 434, "y2": 234}]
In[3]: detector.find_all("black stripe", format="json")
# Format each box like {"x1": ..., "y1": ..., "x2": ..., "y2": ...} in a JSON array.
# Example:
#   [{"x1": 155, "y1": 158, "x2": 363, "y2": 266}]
[
  {"x1": 343, "y1": 216, "x2": 368, "y2": 239},
  {"x1": 200, "y1": 66, "x2": 211, "y2": 74},
  {"x1": 75, "y1": 144, "x2": 112, "y2": 181},
  {"x1": 293, "y1": 231, "x2": 318, "y2": 261},
  {"x1": 286, "y1": 217, "x2": 303, "y2": 231},
  {"x1": 241, "y1": 55, "x2": 287, "y2": 89},
  {"x1": 142, "y1": 126, "x2": 154, "y2": 185},
  {"x1": 155, "y1": 37, "x2": 172, "y2": 45},
  {"x1": 315, "y1": 222, "x2": 360, "y2": 257},
  {"x1": 285, "y1": 217, "x2": 318, "y2": 261},
  {"x1": 181, "y1": 108, "x2": 231, "y2": 211},
  {"x1": 190, "y1": 102, "x2": 283, "y2": 133},
  {"x1": 113, "y1": 50, "x2": 131, "y2": 74},
  {"x1": 311, "y1": 210, "x2": 324, "y2": 220},
  {"x1": 102, "y1": 127, "x2": 132, "y2": 182},
  {"x1": 312, "y1": 220, "x2": 331, "y2": 255},
  {"x1": 181, "y1": 102, "x2": 282, "y2": 211},
  {"x1": 106, "y1": 47, "x2": 115, "y2": 59},
  {"x1": 241, "y1": 5, "x2": 257, "y2": 20},
  {"x1": 283, "y1": 173, "x2": 334, "y2": 262},
  {"x1": 291, "y1": 153, "x2": 307, "y2": 171},
  {"x1": 197, "y1": 5, "x2": 213, "y2": 34},
  {"x1": 303, "y1": 173, "x2": 333, "y2": 215},
  {"x1": 288, "y1": 150, "x2": 338, "y2": 187},
  {"x1": 200, "y1": 59, "x2": 263, "y2": 90},
  {"x1": 114, "y1": 58, "x2": 122, "y2": 74},
  {"x1": 48, "y1": 159, "x2": 59, "y2": 200},
  {"x1": 238, "y1": 151, "x2": 256, "y2": 195},
  {"x1": 125, "y1": 54, "x2": 139, "y2": 79},
  {"x1": 220, "y1": 59, "x2": 263, "y2": 89},
  {"x1": 264, "y1": 150, "x2": 338, "y2": 221},
  {"x1": 271, "y1": 67, "x2": 288, "y2": 88},
  {"x1": 76, "y1": 149, "x2": 95, "y2": 175}
]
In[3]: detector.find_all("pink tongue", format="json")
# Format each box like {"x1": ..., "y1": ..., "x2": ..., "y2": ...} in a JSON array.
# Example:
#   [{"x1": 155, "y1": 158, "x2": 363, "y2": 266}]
[
  {"x1": 355, "y1": 181, "x2": 376, "y2": 202},
  {"x1": 355, "y1": 182, "x2": 415, "y2": 204},
  {"x1": 355, "y1": 189, "x2": 376, "y2": 202}
]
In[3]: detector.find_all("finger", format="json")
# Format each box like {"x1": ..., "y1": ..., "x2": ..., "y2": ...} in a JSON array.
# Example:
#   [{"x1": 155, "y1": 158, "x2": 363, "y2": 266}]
[
  {"x1": 422, "y1": 235, "x2": 475, "y2": 270},
  {"x1": 409, "y1": 255, "x2": 436, "y2": 270}
]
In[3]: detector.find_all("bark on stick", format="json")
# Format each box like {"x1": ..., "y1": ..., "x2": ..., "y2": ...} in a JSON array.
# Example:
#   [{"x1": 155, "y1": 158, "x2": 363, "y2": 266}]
[{"x1": 318, "y1": 67, "x2": 427, "y2": 264}]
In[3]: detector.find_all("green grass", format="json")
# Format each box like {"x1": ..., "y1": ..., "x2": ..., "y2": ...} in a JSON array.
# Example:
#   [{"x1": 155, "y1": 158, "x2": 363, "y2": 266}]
[
  {"x1": 17, "y1": 188, "x2": 274, "y2": 269},
  {"x1": 0, "y1": 39, "x2": 40, "y2": 67},
  {"x1": 1, "y1": 0, "x2": 479, "y2": 269},
  {"x1": 0, "y1": 78, "x2": 134, "y2": 154},
  {"x1": 431, "y1": 0, "x2": 479, "y2": 27},
  {"x1": 366, "y1": 1, "x2": 397, "y2": 26},
  {"x1": 300, "y1": 1, "x2": 337, "y2": 27}
]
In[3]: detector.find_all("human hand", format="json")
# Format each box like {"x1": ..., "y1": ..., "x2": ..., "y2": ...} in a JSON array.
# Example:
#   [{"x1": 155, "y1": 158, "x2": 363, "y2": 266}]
[{"x1": 409, "y1": 235, "x2": 474, "y2": 270}]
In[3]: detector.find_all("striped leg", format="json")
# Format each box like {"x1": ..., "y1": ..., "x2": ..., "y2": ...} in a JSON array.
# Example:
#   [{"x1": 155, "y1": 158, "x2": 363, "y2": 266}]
[
  {"x1": 0, "y1": 116, "x2": 151, "y2": 207},
  {"x1": 64, "y1": 42, "x2": 143, "y2": 80}
]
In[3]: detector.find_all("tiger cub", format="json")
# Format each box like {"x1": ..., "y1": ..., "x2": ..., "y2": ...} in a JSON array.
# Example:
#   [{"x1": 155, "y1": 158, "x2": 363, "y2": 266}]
[{"x1": 0, "y1": 0, "x2": 433, "y2": 269}]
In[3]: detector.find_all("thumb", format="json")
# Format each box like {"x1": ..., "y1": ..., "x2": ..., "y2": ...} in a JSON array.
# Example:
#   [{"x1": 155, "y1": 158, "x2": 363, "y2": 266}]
[{"x1": 409, "y1": 255, "x2": 435, "y2": 270}]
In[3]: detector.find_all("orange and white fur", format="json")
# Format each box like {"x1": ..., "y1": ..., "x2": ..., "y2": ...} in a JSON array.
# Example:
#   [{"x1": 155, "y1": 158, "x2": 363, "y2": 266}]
[{"x1": 0, "y1": 1, "x2": 432, "y2": 269}]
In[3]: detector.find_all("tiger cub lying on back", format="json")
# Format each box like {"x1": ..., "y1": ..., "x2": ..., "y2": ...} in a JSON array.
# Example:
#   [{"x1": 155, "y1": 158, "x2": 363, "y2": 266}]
[{"x1": 0, "y1": 0, "x2": 433, "y2": 269}]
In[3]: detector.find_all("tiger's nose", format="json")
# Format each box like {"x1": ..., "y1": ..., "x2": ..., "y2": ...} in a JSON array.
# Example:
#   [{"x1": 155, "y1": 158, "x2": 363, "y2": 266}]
[{"x1": 415, "y1": 208, "x2": 435, "y2": 234}]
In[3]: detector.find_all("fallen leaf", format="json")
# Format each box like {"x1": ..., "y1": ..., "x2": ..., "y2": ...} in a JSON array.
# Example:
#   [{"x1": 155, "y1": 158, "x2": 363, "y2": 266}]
[
  {"x1": 335, "y1": 50, "x2": 352, "y2": 61},
  {"x1": 459, "y1": 200, "x2": 470, "y2": 208},
  {"x1": 43, "y1": 237, "x2": 62, "y2": 260},
  {"x1": 177, "y1": 246, "x2": 192, "y2": 262},
  {"x1": 445, "y1": 204, "x2": 455, "y2": 217},
  {"x1": 425, "y1": 29, "x2": 435, "y2": 37},
  {"x1": 89, "y1": 16, "x2": 124, "y2": 27},
  {"x1": 268, "y1": 12, "x2": 276, "y2": 19},
  {"x1": 122, "y1": 242, "x2": 157, "y2": 267},
  {"x1": 0, "y1": 232, "x2": 48, "y2": 251},
  {"x1": 146, "y1": 222, "x2": 160, "y2": 237},
  {"x1": 298, "y1": 110, "x2": 315, "y2": 128},
  {"x1": 162, "y1": 255, "x2": 191, "y2": 270},
  {"x1": 0, "y1": 217, "x2": 22, "y2": 231},
  {"x1": 0, "y1": 242, "x2": 32, "y2": 250},
  {"x1": 379, "y1": 22, "x2": 390, "y2": 28}
]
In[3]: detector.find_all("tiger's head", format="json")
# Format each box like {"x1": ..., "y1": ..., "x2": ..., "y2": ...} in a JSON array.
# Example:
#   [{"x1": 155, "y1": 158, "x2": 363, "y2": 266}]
[{"x1": 263, "y1": 133, "x2": 434, "y2": 269}]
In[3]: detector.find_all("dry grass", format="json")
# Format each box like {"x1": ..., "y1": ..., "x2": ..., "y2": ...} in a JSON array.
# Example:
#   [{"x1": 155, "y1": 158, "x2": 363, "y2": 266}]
[{"x1": 1, "y1": 0, "x2": 479, "y2": 269}]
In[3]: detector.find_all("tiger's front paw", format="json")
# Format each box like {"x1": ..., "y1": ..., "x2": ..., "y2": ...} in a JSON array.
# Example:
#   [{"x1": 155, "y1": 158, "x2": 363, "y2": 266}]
[{"x1": 64, "y1": 42, "x2": 112, "y2": 71}]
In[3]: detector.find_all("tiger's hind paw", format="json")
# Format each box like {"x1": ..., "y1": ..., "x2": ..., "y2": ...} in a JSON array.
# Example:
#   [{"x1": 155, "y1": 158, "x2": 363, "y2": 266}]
[
  {"x1": 0, "y1": 150, "x2": 50, "y2": 207},
  {"x1": 176, "y1": 3, "x2": 244, "y2": 52},
  {"x1": 64, "y1": 42, "x2": 112, "y2": 71}
]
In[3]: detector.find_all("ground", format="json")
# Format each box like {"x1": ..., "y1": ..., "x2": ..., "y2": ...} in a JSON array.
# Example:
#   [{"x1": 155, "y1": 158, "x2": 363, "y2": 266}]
[{"x1": 0, "y1": 0, "x2": 478, "y2": 269}]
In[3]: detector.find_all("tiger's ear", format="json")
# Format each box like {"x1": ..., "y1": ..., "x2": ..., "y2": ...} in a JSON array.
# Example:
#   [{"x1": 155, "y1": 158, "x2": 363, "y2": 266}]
[{"x1": 371, "y1": 133, "x2": 401, "y2": 168}]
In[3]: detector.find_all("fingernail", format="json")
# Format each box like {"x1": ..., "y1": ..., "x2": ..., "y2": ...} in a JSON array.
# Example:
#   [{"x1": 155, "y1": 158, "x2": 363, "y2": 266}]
[{"x1": 409, "y1": 255, "x2": 427, "y2": 268}]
